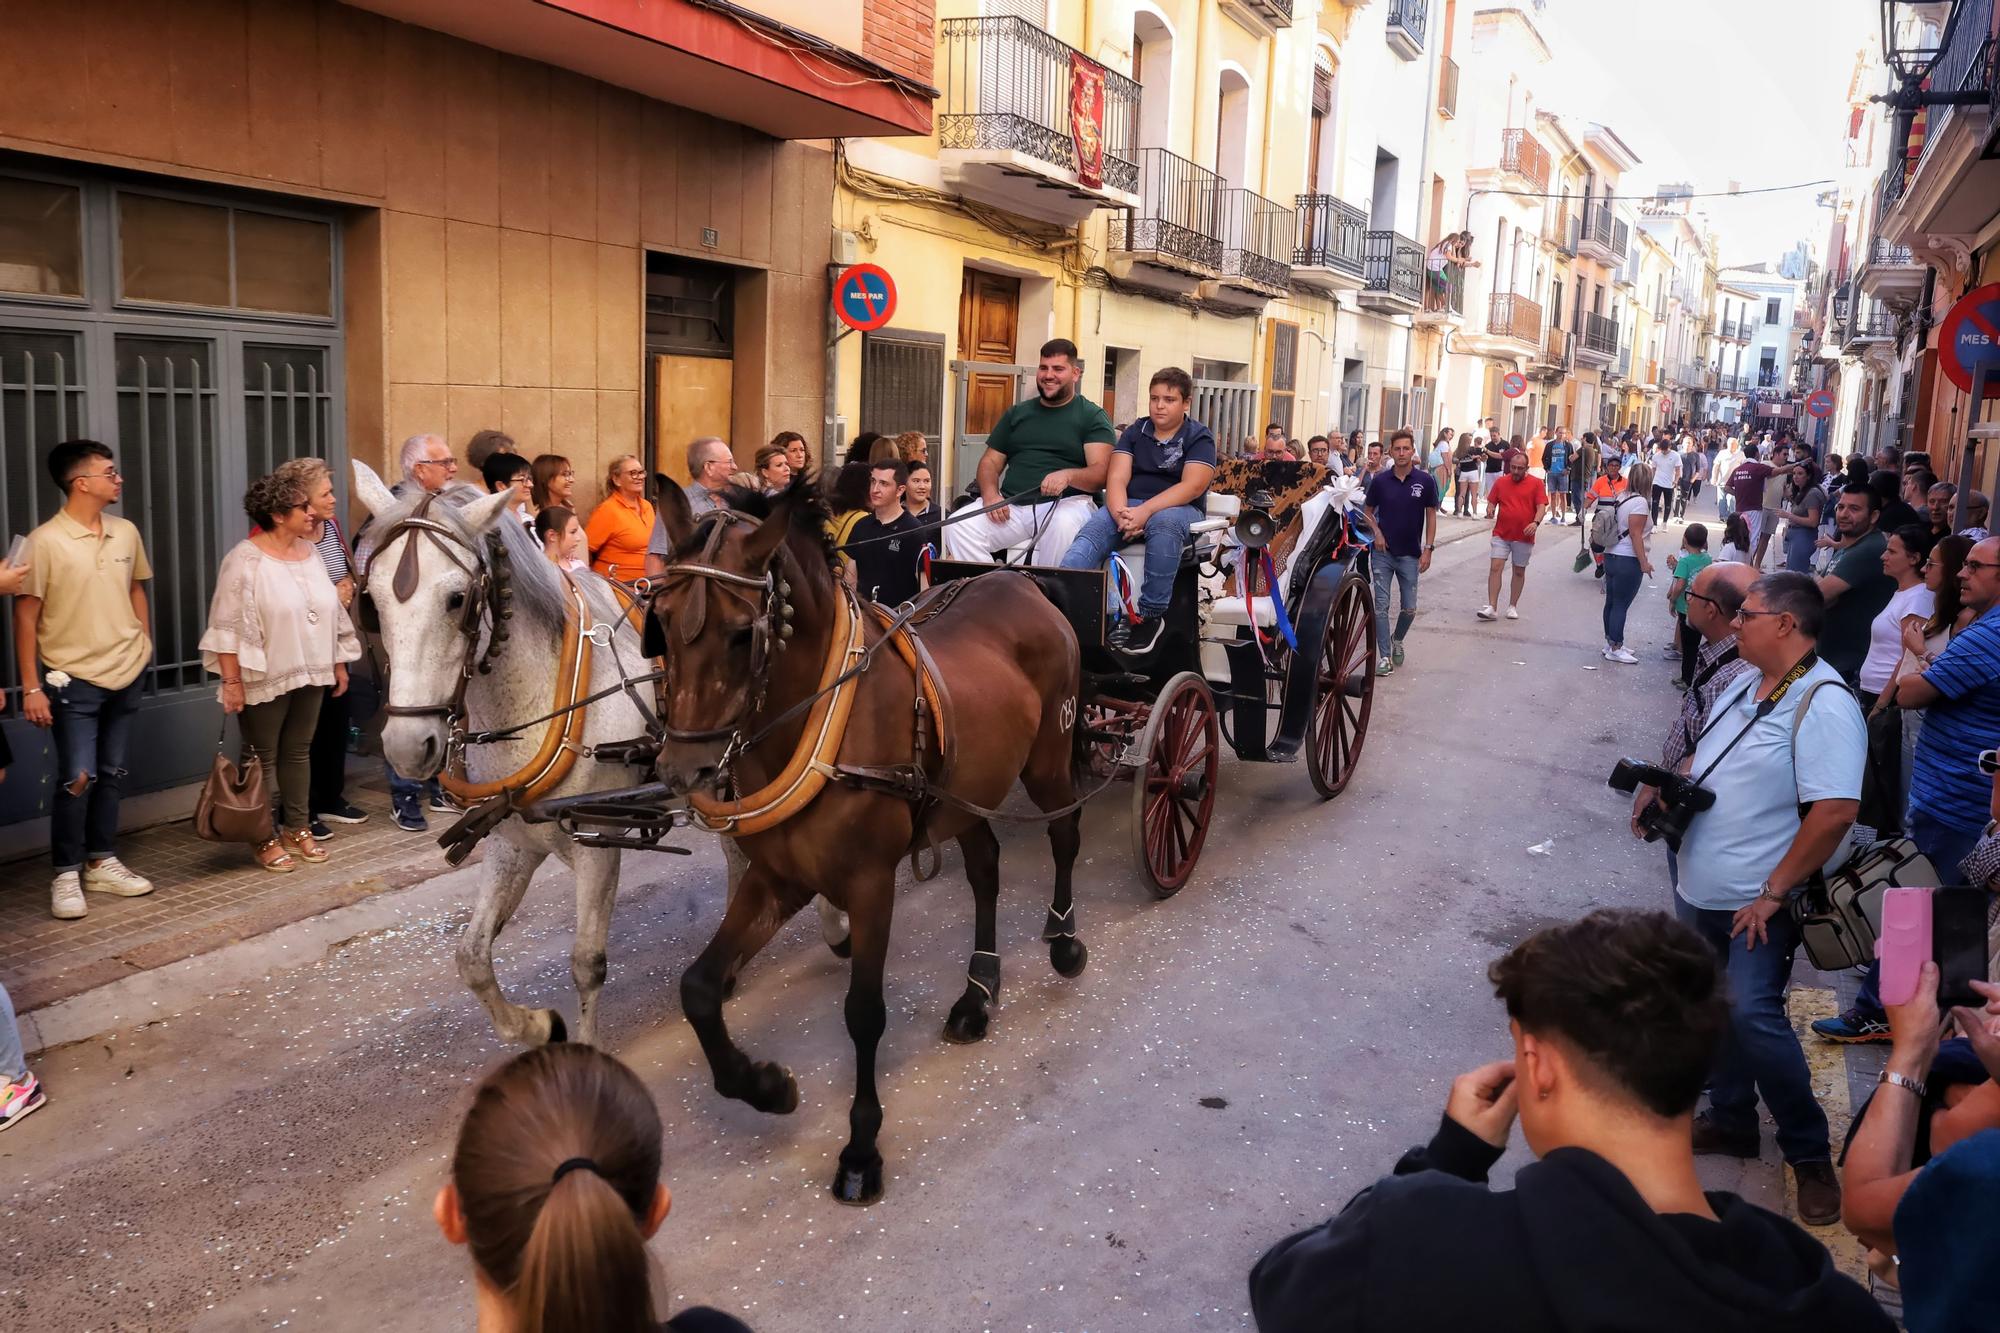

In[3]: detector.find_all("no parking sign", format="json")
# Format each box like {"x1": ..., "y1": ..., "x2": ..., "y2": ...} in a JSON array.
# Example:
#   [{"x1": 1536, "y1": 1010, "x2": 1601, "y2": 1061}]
[
  {"x1": 1806, "y1": 389, "x2": 1834, "y2": 419},
  {"x1": 1939, "y1": 282, "x2": 2000, "y2": 398},
  {"x1": 1501, "y1": 371, "x2": 1526, "y2": 399},
  {"x1": 832, "y1": 264, "x2": 898, "y2": 332}
]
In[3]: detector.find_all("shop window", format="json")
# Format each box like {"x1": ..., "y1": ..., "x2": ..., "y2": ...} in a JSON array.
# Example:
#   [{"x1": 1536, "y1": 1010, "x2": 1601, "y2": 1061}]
[
  {"x1": 119, "y1": 194, "x2": 231, "y2": 308},
  {"x1": 236, "y1": 213, "x2": 334, "y2": 317},
  {"x1": 0, "y1": 176, "x2": 83, "y2": 297}
]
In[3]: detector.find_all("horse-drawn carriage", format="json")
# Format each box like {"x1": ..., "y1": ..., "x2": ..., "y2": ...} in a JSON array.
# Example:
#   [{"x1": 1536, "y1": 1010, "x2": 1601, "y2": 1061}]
[
  {"x1": 352, "y1": 453, "x2": 1376, "y2": 1204},
  {"x1": 926, "y1": 456, "x2": 1379, "y2": 895}
]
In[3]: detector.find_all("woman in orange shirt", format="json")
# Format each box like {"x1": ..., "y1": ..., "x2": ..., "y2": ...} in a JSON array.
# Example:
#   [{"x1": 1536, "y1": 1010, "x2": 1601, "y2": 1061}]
[{"x1": 585, "y1": 453, "x2": 656, "y2": 582}]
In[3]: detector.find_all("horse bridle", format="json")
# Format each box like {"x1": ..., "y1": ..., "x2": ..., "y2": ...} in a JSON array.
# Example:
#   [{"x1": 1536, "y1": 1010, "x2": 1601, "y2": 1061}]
[
  {"x1": 356, "y1": 492, "x2": 514, "y2": 722},
  {"x1": 648, "y1": 511, "x2": 795, "y2": 745}
]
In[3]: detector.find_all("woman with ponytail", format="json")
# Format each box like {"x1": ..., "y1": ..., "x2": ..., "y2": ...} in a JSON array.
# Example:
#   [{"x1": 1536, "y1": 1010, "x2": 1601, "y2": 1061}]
[{"x1": 435, "y1": 1045, "x2": 751, "y2": 1332}]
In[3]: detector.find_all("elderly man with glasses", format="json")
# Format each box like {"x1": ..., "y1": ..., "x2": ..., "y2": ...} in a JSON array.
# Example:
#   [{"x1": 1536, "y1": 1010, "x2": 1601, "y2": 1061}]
[
  {"x1": 1671, "y1": 571, "x2": 1865, "y2": 1227},
  {"x1": 1630, "y1": 561, "x2": 1759, "y2": 887}
]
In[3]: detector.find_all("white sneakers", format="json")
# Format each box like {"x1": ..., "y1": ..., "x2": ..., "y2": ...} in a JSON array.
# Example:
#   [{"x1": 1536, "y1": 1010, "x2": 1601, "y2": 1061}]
[
  {"x1": 50, "y1": 858, "x2": 155, "y2": 919},
  {"x1": 50, "y1": 872, "x2": 85, "y2": 920},
  {"x1": 1477, "y1": 605, "x2": 1497, "y2": 621},
  {"x1": 1505, "y1": 606, "x2": 1520, "y2": 620},
  {"x1": 85, "y1": 857, "x2": 154, "y2": 896},
  {"x1": 1603, "y1": 646, "x2": 1640, "y2": 665}
]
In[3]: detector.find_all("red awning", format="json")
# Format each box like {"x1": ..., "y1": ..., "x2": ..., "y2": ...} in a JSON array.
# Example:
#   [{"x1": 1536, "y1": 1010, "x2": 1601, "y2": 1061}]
[{"x1": 348, "y1": 0, "x2": 934, "y2": 138}]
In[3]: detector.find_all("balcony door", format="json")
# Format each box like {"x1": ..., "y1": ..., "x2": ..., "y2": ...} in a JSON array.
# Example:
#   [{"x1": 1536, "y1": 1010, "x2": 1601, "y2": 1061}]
[{"x1": 958, "y1": 270, "x2": 1021, "y2": 436}]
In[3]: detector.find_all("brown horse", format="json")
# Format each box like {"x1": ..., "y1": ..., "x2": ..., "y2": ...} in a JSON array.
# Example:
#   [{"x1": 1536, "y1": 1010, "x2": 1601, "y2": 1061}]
[{"x1": 645, "y1": 479, "x2": 1088, "y2": 1204}]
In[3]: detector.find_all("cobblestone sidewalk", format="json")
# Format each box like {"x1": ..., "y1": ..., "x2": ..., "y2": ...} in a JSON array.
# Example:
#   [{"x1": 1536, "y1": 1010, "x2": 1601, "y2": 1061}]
[{"x1": 0, "y1": 764, "x2": 477, "y2": 1014}]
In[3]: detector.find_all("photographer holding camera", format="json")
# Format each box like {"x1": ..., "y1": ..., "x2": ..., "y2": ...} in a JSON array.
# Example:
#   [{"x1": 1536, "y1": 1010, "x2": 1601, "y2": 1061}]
[
  {"x1": 1624, "y1": 562, "x2": 1759, "y2": 886},
  {"x1": 1673, "y1": 571, "x2": 1866, "y2": 1227}
]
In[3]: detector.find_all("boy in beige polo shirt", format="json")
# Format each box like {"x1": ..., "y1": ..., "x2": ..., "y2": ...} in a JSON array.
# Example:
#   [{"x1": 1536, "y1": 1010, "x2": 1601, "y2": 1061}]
[{"x1": 15, "y1": 439, "x2": 157, "y2": 919}]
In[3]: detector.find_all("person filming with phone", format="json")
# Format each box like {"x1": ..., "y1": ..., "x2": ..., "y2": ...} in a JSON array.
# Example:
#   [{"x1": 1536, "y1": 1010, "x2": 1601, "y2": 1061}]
[
  {"x1": 1247, "y1": 909, "x2": 1890, "y2": 1332},
  {"x1": 1669, "y1": 570, "x2": 1866, "y2": 1226}
]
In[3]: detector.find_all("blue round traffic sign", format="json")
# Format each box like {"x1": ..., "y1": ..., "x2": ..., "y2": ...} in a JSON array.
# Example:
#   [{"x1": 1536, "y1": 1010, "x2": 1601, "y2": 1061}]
[
  {"x1": 832, "y1": 264, "x2": 897, "y2": 332},
  {"x1": 1501, "y1": 372, "x2": 1526, "y2": 399},
  {"x1": 1939, "y1": 283, "x2": 2000, "y2": 398}
]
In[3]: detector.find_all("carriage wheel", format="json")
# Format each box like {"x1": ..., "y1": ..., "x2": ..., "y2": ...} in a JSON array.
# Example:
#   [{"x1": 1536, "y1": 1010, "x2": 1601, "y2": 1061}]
[
  {"x1": 1307, "y1": 571, "x2": 1376, "y2": 799},
  {"x1": 1131, "y1": 672, "x2": 1220, "y2": 899}
]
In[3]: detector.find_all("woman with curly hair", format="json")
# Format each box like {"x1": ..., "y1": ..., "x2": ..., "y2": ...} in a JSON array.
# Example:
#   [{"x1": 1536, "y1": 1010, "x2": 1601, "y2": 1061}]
[
  {"x1": 200, "y1": 471, "x2": 361, "y2": 873},
  {"x1": 437, "y1": 1044, "x2": 751, "y2": 1332}
]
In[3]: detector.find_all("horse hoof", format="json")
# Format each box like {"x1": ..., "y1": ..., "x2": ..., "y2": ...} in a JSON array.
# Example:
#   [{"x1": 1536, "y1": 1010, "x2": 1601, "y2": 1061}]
[
  {"x1": 1050, "y1": 938, "x2": 1088, "y2": 979},
  {"x1": 827, "y1": 933, "x2": 852, "y2": 960},
  {"x1": 744, "y1": 1061, "x2": 800, "y2": 1115},
  {"x1": 831, "y1": 1157, "x2": 884, "y2": 1206},
  {"x1": 544, "y1": 1010, "x2": 569, "y2": 1043},
  {"x1": 942, "y1": 1003, "x2": 989, "y2": 1045}
]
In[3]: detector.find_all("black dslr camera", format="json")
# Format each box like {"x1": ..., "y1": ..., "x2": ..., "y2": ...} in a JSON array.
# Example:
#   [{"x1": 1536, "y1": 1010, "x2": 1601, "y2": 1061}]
[{"x1": 1607, "y1": 759, "x2": 1716, "y2": 852}]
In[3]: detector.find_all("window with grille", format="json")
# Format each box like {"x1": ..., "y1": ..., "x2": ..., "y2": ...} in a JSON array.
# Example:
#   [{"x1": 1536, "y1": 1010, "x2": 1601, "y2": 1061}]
[
  {"x1": 861, "y1": 329, "x2": 945, "y2": 447},
  {"x1": 1339, "y1": 382, "x2": 1369, "y2": 434}
]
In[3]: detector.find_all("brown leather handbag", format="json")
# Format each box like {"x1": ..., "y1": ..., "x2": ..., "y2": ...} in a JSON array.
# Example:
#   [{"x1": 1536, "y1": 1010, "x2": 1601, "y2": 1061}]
[{"x1": 193, "y1": 722, "x2": 274, "y2": 844}]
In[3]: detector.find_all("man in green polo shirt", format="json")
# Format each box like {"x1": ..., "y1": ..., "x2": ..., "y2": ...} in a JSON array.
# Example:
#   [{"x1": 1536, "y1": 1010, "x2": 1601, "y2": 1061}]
[{"x1": 941, "y1": 338, "x2": 1115, "y2": 564}]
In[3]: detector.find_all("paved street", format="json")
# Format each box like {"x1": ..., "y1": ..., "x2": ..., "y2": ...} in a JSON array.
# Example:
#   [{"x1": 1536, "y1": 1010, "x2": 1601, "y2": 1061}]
[{"x1": 2, "y1": 511, "x2": 1862, "y2": 1332}]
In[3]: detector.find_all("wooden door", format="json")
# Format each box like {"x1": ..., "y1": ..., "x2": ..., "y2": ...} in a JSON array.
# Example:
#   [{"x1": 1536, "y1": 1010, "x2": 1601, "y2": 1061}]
[
  {"x1": 651, "y1": 353, "x2": 733, "y2": 485},
  {"x1": 958, "y1": 270, "x2": 1020, "y2": 436}
]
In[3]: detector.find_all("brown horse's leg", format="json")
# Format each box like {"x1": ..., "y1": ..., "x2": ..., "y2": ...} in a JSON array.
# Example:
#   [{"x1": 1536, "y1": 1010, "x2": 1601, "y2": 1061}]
[
  {"x1": 944, "y1": 820, "x2": 1002, "y2": 1044},
  {"x1": 833, "y1": 875, "x2": 893, "y2": 1205},
  {"x1": 1023, "y1": 723, "x2": 1089, "y2": 979},
  {"x1": 680, "y1": 861, "x2": 803, "y2": 1116}
]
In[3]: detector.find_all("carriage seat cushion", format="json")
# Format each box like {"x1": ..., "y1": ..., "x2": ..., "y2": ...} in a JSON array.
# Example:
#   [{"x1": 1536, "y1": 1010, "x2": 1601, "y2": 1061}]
[{"x1": 1208, "y1": 594, "x2": 1281, "y2": 629}]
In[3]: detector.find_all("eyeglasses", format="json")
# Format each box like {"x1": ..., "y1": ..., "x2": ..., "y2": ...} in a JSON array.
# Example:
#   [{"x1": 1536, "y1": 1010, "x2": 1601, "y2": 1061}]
[
  {"x1": 617, "y1": 468, "x2": 647, "y2": 479},
  {"x1": 418, "y1": 456, "x2": 457, "y2": 470},
  {"x1": 1963, "y1": 559, "x2": 2000, "y2": 574},
  {"x1": 1685, "y1": 590, "x2": 1721, "y2": 611},
  {"x1": 75, "y1": 468, "x2": 121, "y2": 481},
  {"x1": 1731, "y1": 608, "x2": 1788, "y2": 623}
]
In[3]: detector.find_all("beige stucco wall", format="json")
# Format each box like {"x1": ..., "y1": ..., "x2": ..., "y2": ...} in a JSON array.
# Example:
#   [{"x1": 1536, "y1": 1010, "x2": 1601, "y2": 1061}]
[{"x1": 0, "y1": 0, "x2": 831, "y2": 513}]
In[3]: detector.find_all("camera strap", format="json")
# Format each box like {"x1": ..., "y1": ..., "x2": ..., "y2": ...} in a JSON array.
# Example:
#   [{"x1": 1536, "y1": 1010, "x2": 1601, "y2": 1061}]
[{"x1": 1689, "y1": 651, "x2": 1819, "y2": 789}]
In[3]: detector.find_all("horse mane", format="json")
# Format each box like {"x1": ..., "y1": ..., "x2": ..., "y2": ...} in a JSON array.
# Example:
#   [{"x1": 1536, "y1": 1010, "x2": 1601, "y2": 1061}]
[
  {"x1": 363, "y1": 491, "x2": 629, "y2": 642},
  {"x1": 691, "y1": 476, "x2": 840, "y2": 574}
]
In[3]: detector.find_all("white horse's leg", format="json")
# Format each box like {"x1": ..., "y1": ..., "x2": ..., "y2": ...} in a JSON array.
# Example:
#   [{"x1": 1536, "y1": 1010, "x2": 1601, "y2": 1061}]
[
  {"x1": 456, "y1": 832, "x2": 558, "y2": 1044},
  {"x1": 720, "y1": 834, "x2": 849, "y2": 956},
  {"x1": 568, "y1": 845, "x2": 619, "y2": 1047}
]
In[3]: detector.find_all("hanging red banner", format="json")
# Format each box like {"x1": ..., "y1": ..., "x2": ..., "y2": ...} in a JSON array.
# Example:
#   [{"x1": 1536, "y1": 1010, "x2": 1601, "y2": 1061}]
[{"x1": 1069, "y1": 51, "x2": 1107, "y2": 190}]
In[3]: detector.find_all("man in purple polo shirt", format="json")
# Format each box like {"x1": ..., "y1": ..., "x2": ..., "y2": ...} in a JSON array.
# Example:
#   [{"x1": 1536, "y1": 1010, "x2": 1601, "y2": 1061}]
[{"x1": 1363, "y1": 429, "x2": 1439, "y2": 674}]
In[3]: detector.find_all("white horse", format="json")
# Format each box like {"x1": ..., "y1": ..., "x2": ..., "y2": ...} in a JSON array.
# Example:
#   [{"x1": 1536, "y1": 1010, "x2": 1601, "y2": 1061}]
[
  {"x1": 351, "y1": 462, "x2": 844, "y2": 1047},
  {"x1": 351, "y1": 461, "x2": 666, "y2": 1046}
]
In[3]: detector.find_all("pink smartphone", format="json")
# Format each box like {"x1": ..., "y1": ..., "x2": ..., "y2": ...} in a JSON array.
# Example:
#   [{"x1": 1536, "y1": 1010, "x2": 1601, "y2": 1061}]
[{"x1": 1876, "y1": 887, "x2": 1932, "y2": 1007}]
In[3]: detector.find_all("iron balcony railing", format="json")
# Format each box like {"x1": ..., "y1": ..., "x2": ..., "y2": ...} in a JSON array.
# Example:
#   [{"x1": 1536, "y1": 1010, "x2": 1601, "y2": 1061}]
[
  {"x1": 1427, "y1": 262, "x2": 1466, "y2": 316},
  {"x1": 1579, "y1": 204, "x2": 1629, "y2": 260},
  {"x1": 1580, "y1": 310, "x2": 1619, "y2": 356},
  {"x1": 938, "y1": 17, "x2": 1141, "y2": 196},
  {"x1": 1216, "y1": 186, "x2": 1294, "y2": 291},
  {"x1": 1539, "y1": 326, "x2": 1573, "y2": 369},
  {"x1": 1549, "y1": 206, "x2": 1573, "y2": 253},
  {"x1": 1487, "y1": 291, "x2": 1542, "y2": 344},
  {"x1": 1917, "y1": 0, "x2": 1997, "y2": 177},
  {"x1": 1117, "y1": 148, "x2": 1223, "y2": 271},
  {"x1": 1869, "y1": 237, "x2": 1916, "y2": 266},
  {"x1": 1843, "y1": 309, "x2": 1896, "y2": 346},
  {"x1": 1498, "y1": 128, "x2": 1552, "y2": 191},
  {"x1": 1386, "y1": 0, "x2": 1429, "y2": 52},
  {"x1": 1362, "y1": 229, "x2": 1425, "y2": 304},
  {"x1": 1236, "y1": 0, "x2": 1295, "y2": 27},
  {"x1": 1438, "y1": 56, "x2": 1460, "y2": 118},
  {"x1": 1614, "y1": 346, "x2": 1633, "y2": 380},
  {"x1": 1294, "y1": 194, "x2": 1367, "y2": 275},
  {"x1": 1756, "y1": 371, "x2": 1781, "y2": 389},
  {"x1": 1877, "y1": 154, "x2": 1909, "y2": 225}
]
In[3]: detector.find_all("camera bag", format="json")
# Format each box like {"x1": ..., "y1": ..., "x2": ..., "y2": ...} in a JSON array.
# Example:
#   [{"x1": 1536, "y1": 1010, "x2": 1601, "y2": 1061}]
[{"x1": 1793, "y1": 837, "x2": 1940, "y2": 972}]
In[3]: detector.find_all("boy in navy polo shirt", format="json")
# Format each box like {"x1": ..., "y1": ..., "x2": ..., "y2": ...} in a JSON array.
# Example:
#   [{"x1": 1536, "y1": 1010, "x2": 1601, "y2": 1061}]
[{"x1": 1060, "y1": 366, "x2": 1217, "y2": 654}]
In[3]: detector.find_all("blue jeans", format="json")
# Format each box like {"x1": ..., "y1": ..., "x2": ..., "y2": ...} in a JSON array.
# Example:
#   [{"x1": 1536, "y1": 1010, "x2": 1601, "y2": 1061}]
[
  {"x1": 1602, "y1": 553, "x2": 1642, "y2": 647},
  {"x1": 1059, "y1": 502, "x2": 1199, "y2": 618},
  {"x1": 49, "y1": 675, "x2": 143, "y2": 871},
  {"x1": 1854, "y1": 808, "x2": 1986, "y2": 1018},
  {"x1": 1675, "y1": 895, "x2": 1832, "y2": 1163},
  {"x1": 0, "y1": 980, "x2": 25, "y2": 1085},
  {"x1": 1371, "y1": 553, "x2": 1420, "y2": 649},
  {"x1": 384, "y1": 761, "x2": 442, "y2": 810}
]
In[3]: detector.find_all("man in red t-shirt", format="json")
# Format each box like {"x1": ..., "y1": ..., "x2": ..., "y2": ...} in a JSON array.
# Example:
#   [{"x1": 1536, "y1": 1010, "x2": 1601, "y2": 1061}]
[
  {"x1": 1480, "y1": 449, "x2": 1547, "y2": 621},
  {"x1": 1725, "y1": 443, "x2": 1775, "y2": 559}
]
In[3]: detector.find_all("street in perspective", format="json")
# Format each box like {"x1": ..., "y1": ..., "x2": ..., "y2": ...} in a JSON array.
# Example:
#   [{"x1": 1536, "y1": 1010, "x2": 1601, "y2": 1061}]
[{"x1": 3, "y1": 0, "x2": 2000, "y2": 1330}]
